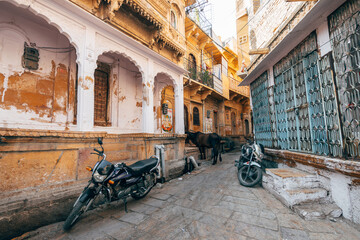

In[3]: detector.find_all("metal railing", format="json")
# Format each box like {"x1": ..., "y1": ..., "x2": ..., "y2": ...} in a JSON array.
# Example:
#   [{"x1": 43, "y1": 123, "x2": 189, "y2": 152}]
[{"x1": 184, "y1": 58, "x2": 214, "y2": 88}]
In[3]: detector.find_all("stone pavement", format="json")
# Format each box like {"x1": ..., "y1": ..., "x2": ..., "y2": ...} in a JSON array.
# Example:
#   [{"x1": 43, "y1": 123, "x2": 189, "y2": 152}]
[{"x1": 16, "y1": 152, "x2": 360, "y2": 240}]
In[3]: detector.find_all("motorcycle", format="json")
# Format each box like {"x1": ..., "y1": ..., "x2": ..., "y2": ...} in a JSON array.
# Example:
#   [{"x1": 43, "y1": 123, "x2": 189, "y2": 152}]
[
  {"x1": 235, "y1": 138, "x2": 264, "y2": 187},
  {"x1": 63, "y1": 138, "x2": 162, "y2": 230}
]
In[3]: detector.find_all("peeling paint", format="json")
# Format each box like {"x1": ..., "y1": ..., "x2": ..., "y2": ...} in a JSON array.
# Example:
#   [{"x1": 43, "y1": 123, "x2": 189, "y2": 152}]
[
  {"x1": 50, "y1": 60, "x2": 56, "y2": 79},
  {"x1": 119, "y1": 96, "x2": 126, "y2": 102},
  {"x1": 131, "y1": 118, "x2": 139, "y2": 123},
  {"x1": 136, "y1": 102, "x2": 142, "y2": 107},
  {"x1": 80, "y1": 76, "x2": 93, "y2": 90}
]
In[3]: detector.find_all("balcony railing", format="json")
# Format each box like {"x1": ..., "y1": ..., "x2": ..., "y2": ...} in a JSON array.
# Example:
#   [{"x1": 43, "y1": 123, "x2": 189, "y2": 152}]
[
  {"x1": 229, "y1": 78, "x2": 250, "y2": 97},
  {"x1": 185, "y1": 58, "x2": 214, "y2": 88}
]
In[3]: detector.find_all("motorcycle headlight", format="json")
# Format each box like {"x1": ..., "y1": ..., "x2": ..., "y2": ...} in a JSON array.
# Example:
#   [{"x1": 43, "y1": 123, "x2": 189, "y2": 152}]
[{"x1": 93, "y1": 171, "x2": 106, "y2": 182}]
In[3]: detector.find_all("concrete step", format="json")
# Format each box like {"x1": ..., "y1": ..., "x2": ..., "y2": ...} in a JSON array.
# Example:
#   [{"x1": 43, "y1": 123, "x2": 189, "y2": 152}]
[
  {"x1": 284, "y1": 188, "x2": 328, "y2": 207},
  {"x1": 264, "y1": 168, "x2": 321, "y2": 190},
  {"x1": 293, "y1": 203, "x2": 342, "y2": 221}
]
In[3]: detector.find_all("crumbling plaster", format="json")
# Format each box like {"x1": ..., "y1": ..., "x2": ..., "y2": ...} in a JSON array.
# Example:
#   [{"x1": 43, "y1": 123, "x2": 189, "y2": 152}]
[{"x1": 2, "y1": 0, "x2": 186, "y2": 134}]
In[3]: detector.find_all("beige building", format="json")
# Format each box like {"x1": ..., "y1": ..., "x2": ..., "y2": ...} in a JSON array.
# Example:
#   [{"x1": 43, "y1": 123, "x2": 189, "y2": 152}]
[
  {"x1": 183, "y1": 10, "x2": 251, "y2": 144},
  {"x1": 0, "y1": 0, "x2": 194, "y2": 238}
]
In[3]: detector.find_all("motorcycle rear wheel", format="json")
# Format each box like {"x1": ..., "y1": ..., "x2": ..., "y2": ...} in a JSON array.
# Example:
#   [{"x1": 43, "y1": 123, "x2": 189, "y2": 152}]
[
  {"x1": 131, "y1": 184, "x2": 153, "y2": 200},
  {"x1": 237, "y1": 165, "x2": 262, "y2": 187},
  {"x1": 63, "y1": 200, "x2": 89, "y2": 231}
]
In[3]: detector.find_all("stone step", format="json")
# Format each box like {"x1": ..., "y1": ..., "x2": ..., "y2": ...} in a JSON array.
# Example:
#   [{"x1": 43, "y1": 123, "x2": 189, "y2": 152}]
[
  {"x1": 285, "y1": 188, "x2": 328, "y2": 207},
  {"x1": 293, "y1": 203, "x2": 342, "y2": 221},
  {"x1": 264, "y1": 168, "x2": 321, "y2": 190}
]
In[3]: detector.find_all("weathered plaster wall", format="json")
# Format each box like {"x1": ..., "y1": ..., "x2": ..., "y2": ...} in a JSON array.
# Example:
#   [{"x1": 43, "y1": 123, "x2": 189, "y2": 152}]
[
  {"x1": 0, "y1": 2, "x2": 77, "y2": 128},
  {"x1": 246, "y1": 0, "x2": 303, "y2": 62},
  {"x1": 0, "y1": 131, "x2": 186, "y2": 239},
  {"x1": 204, "y1": 96, "x2": 220, "y2": 134},
  {"x1": 267, "y1": 149, "x2": 360, "y2": 224}
]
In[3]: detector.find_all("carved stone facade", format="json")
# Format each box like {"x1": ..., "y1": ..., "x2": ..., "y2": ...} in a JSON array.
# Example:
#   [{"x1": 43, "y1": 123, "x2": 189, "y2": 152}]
[{"x1": 0, "y1": 0, "x2": 193, "y2": 238}]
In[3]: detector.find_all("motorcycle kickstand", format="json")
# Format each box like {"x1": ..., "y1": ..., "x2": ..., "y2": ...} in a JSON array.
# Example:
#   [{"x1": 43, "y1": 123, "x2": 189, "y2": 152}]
[{"x1": 123, "y1": 197, "x2": 128, "y2": 213}]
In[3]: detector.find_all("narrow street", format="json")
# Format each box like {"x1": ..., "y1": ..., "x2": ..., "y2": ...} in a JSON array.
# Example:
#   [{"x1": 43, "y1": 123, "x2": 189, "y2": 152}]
[{"x1": 17, "y1": 152, "x2": 360, "y2": 240}]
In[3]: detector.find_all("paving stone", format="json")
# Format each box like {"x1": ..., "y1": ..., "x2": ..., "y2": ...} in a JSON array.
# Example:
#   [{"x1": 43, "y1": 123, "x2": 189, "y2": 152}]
[
  {"x1": 221, "y1": 195, "x2": 262, "y2": 207},
  {"x1": 277, "y1": 213, "x2": 305, "y2": 230},
  {"x1": 280, "y1": 227, "x2": 310, "y2": 240},
  {"x1": 142, "y1": 198, "x2": 168, "y2": 208},
  {"x1": 308, "y1": 232, "x2": 341, "y2": 240},
  {"x1": 151, "y1": 193, "x2": 172, "y2": 201},
  {"x1": 201, "y1": 204, "x2": 234, "y2": 218},
  {"x1": 151, "y1": 204, "x2": 204, "y2": 222},
  {"x1": 218, "y1": 201, "x2": 267, "y2": 217},
  {"x1": 187, "y1": 220, "x2": 248, "y2": 240},
  {"x1": 118, "y1": 212, "x2": 148, "y2": 225},
  {"x1": 198, "y1": 214, "x2": 228, "y2": 227},
  {"x1": 15, "y1": 151, "x2": 360, "y2": 240},
  {"x1": 129, "y1": 203, "x2": 159, "y2": 215},
  {"x1": 232, "y1": 211, "x2": 278, "y2": 231},
  {"x1": 226, "y1": 219, "x2": 280, "y2": 240},
  {"x1": 302, "y1": 220, "x2": 337, "y2": 233}
]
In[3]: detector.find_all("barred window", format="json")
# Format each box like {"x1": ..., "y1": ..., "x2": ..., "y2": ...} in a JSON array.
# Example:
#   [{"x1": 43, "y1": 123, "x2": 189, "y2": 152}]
[
  {"x1": 193, "y1": 107, "x2": 200, "y2": 126},
  {"x1": 239, "y1": 35, "x2": 247, "y2": 44}
]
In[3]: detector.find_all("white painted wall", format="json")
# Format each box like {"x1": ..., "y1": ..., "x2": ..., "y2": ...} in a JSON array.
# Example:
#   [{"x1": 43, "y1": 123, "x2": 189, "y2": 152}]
[
  {"x1": 0, "y1": 0, "x2": 186, "y2": 134},
  {"x1": 316, "y1": 19, "x2": 332, "y2": 57},
  {"x1": 278, "y1": 161, "x2": 360, "y2": 224},
  {"x1": 0, "y1": 2, "x2": 77, "y2": 128}
]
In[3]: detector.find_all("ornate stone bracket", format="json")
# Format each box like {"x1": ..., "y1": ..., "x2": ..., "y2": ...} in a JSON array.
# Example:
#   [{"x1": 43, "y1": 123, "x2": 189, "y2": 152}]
[
  {"x1": 190, "y1": 85, "x2": 202, "y2": 97},
  {"x1": 201, "y1": 89, "x2": 212, "y2": 101},
  {"x1": 93, "y1": 0, "x2": 164, "y2": 29}
]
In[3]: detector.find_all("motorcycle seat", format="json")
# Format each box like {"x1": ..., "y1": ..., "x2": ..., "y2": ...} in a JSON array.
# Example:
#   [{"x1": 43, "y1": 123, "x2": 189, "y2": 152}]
[{"x1": 127, "y1": 157, "x2": 158, "y2": 176}]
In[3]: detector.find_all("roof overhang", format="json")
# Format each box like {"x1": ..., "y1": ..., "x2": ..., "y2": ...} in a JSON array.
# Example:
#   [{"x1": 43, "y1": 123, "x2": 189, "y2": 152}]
[{"x1": 239, "y1": 0, "x2": 346, "y2": 86}]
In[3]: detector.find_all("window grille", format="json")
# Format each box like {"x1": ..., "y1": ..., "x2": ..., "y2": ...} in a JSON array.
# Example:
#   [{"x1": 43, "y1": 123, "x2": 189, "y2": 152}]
[{"x1": 329, "y1": 0, "x2": 360, "y2": 159}]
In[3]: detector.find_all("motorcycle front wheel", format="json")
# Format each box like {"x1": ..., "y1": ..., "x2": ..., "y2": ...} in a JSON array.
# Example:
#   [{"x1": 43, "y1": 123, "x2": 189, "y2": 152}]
[
  {"x1": 237, "y1": 165, "x2": 262, "y2": 187},
  {"x1": 63, "y1": 199, "x2": 90, "y2": 231}
]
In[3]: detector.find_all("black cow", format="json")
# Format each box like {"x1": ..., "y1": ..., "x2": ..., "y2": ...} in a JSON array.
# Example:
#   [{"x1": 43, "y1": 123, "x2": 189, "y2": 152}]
[{"x1": 186, "y1": 131, "x2": 222, "y2": 165}]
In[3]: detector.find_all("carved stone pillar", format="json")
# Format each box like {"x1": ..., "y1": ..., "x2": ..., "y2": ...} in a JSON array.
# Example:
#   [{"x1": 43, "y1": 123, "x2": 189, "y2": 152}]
[
  {"x1": 76, "y1": 28, "x2": 97, "y2": 131},
  {"x1": 174, "y1": 76, "x2": 185, "y2": 134},
  {"x1": 142, "y1": 60, "x2": 155, "y2": 133}
]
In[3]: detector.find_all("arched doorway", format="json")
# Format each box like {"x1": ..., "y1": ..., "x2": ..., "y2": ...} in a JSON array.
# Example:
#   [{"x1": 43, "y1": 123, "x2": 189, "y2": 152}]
[
  {"x1": 231, "y1": 112, "x2": 236, "y2": 135},
  {"x1": 0, "y1": 1, "x2": 78, "y2": 128},
  {"x1": 245, "y1": 119, "x2": 250, "y2": 136},
  {"x1": 188, "y1": 54, "x2": 197, "y2": 79},
  {"x1": 184, "y1": 105, "x2": 189, "y2": 132},
  {"x1": 154, "y1": 73, "x2": 175, "y2": 133},
  {"x1": 95, "y1": 52, "x2": 143, "y2": 132}
]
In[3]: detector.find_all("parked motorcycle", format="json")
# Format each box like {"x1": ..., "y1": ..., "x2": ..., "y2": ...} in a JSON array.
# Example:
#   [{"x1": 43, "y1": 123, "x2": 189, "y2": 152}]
[
  {"x1": 63, "y1": 138, "x2": 162, "y2": 230},
  {"x1": 235, "y1": 138, "x2": 264, "y2": 187}
]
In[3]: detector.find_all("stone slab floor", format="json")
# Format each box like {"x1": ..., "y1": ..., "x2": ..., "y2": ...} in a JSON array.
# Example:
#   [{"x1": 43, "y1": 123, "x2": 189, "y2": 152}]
[{"x1": 16, "y1": 152, "x2": 360, "y2": 240}]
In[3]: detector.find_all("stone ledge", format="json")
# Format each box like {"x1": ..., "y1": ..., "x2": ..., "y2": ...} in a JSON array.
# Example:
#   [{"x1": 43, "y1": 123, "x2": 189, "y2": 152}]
[
  {"x1": 0, "y1": 128, "x2": 186, "y2": 139},
  {"x1": 265, "y1": 148, "x2": 360, "y2": 178}
]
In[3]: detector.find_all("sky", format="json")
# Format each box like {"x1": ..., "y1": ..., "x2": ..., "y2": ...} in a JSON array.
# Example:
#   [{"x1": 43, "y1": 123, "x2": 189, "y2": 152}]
[{"x1": 208, "y1": 0, "x2": 237, "y2": 41}]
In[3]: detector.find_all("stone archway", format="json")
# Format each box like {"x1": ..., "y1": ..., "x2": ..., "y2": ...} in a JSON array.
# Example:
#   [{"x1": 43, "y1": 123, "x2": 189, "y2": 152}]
[
  {"x1": 154, "y1": 72, "x2": 176, "y2": 133},
  {"x1": 0, "y1": 1, "x2": 78, "y2": 129},
  {"x1": 94, "y1": 52, "x2": 143, "y2": 133}
]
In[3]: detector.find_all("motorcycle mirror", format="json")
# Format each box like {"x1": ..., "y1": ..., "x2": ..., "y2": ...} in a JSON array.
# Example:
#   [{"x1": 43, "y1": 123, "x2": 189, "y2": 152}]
[{"x1": 98, "y1": 137, "x2": 103, "y2": 145}]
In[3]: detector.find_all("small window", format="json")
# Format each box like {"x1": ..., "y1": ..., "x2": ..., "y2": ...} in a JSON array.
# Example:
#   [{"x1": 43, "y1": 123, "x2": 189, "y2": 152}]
[
  {"x1": 245, "y1": 119, "x2": 250, "y2": 135},
  {"x1": 239, "y1": 35, "x2": 247, "y2": 44},
  {"x1": 171, "y1": 11, "x2": 177, "y2": 29},
  {"x1": 193, "y1": 107, "x2": 200, "y2": 126}
]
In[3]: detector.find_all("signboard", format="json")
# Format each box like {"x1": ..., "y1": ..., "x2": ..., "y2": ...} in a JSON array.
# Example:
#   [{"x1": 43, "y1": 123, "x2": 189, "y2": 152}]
[{"x1": 162, "y1": 108, "x2": 173, "y2": 132}]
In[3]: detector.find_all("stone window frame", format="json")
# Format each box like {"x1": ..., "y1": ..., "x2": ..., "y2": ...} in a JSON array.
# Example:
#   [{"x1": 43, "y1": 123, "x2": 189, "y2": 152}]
[
  {"x1": 193, "y1": 107, "x2": 200, "y2": 126},
  {"x1": 239, "y1": 35, "x2": 247, "y2": 45},
  {"x1": 170, "y1": 10, "x2": 177, "y2": 29}
]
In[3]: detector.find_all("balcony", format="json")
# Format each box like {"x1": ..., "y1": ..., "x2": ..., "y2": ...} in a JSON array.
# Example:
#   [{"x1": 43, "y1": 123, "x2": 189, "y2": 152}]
[
  {"x1": 185, "y1": 59, "x2": 214, "y2": 88},
  {"x1": 230, "y1": 78, "x2": 250, "y2": 98}
]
